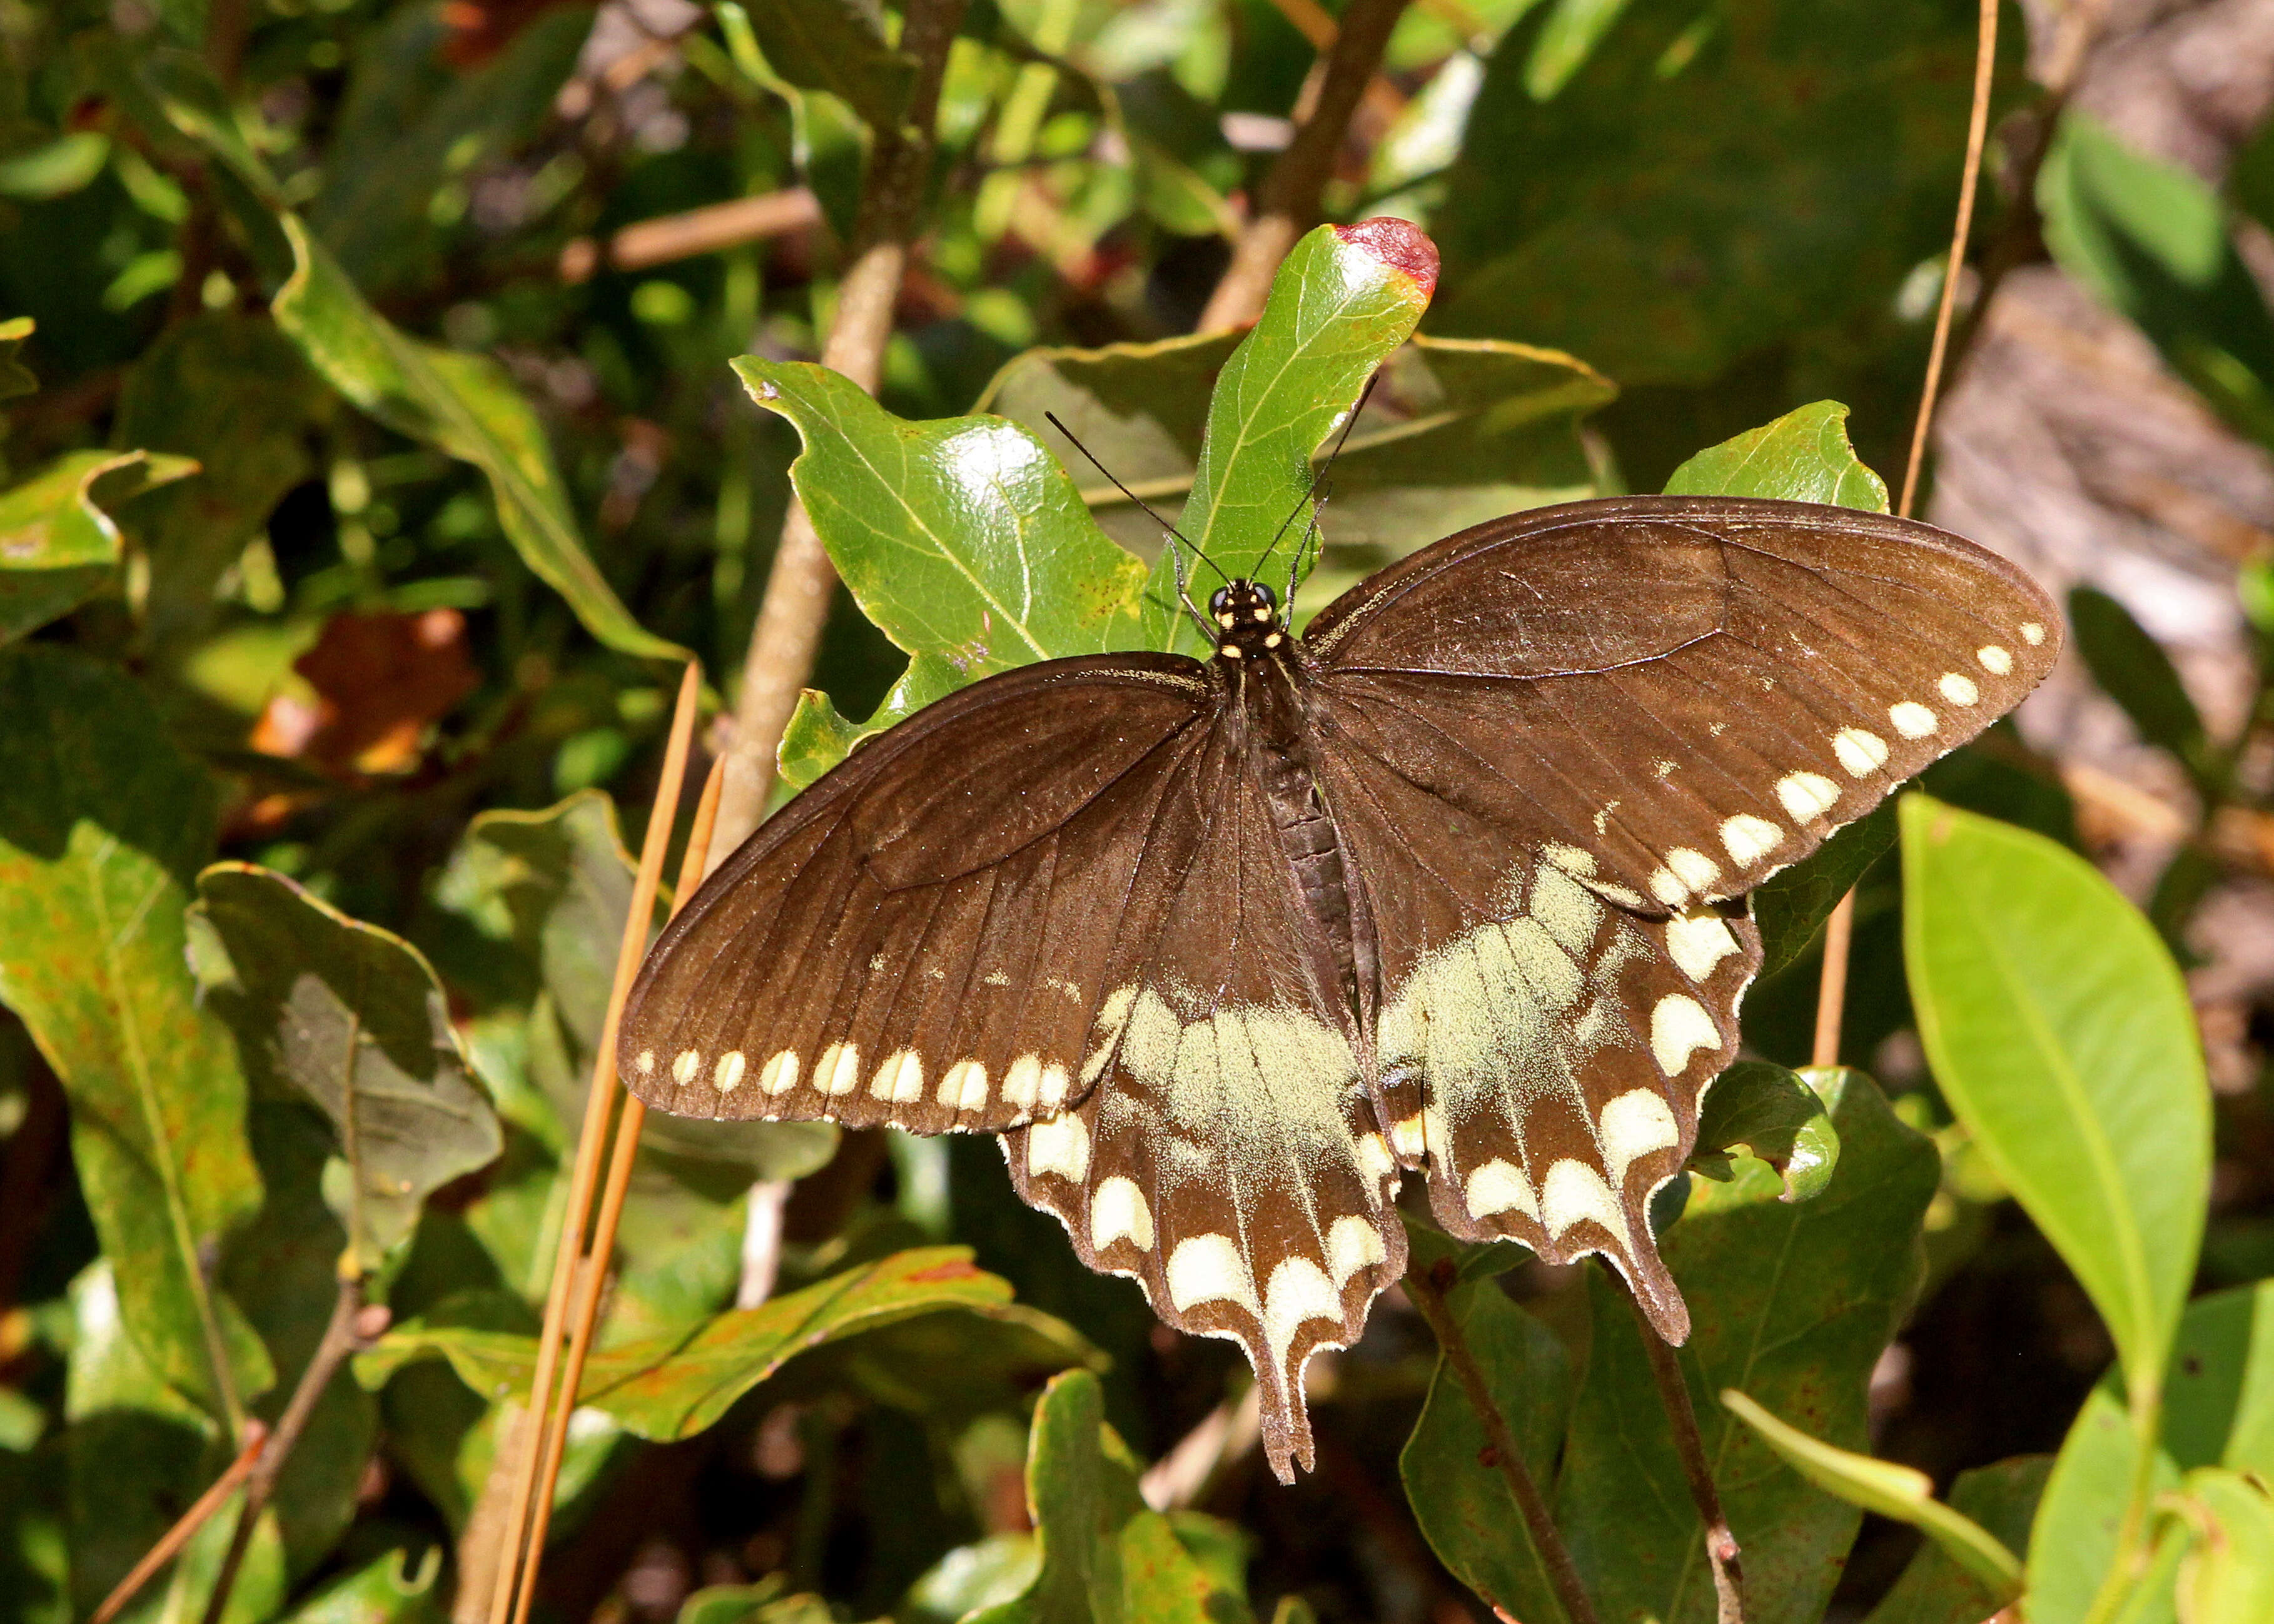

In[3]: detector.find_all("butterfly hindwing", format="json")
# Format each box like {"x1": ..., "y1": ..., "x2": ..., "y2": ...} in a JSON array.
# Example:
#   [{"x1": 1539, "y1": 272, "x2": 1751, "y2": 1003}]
[{"x1": 617, "y1": 655, "x2": 1217, "y2": 1132}]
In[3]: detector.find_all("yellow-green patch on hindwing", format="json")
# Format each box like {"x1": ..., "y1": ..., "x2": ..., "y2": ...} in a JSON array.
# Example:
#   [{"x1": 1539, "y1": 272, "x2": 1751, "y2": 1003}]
[
  {"x1": 1377, "y1": 854, "x2": 1759, "y2": 1343},
  {"x1": 1003, "y1": 984, "x2": 1408, "y2": 1483}
]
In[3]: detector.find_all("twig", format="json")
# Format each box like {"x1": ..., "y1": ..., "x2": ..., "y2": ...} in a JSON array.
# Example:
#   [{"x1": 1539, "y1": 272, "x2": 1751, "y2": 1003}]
[
  {"x1": 559, "y1": 189, "x2": 821, "y2": 283},
  {"x1": 199, "y1": 1278, "x2": 380, "y2": 1624},
  {"x1": 712, "y1": 0, "x2": 973, "y2": 854},
  {"x1": 1619, "y1": 1279, "x2": 1745, "y2": 1624},
  {"x1": 89, "y1": 1421, "x2": 268, "y2": 1624},
  {"x1": 1812, "y1": 0, "x2": 1999, "y2": 1069},
  {"x1": 1403, "y1": 1261, "x2": 1602, "y2": 1624},
  {"x1": 508, "y1": 759, "x2": 725, "y2": 1624},
  {"x1": 1196, "y1": 0, "x2": 1413, "y2": 332},
  {"x1": 1257, "y1": 0, "x2": 1408, "y2": 124},
  {"x1": 483, "y1": 663, "x2": 703, "y2": 1624}
]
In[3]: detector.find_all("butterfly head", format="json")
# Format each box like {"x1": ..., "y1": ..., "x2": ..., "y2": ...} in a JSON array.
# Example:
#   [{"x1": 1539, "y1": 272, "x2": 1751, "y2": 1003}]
[{"x1": 1208, "y1": 580, "x2": 1285, "y2": 660}]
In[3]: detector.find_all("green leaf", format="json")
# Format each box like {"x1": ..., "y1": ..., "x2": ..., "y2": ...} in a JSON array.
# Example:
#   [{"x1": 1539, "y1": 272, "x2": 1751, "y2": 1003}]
[
  {"x1": 0, "y1": 314, "x2": 34, "y2": 398},
  {"x1": 1752, "y1": 801, "x2": 1898, "y2": 981},
  {"x1": 0, "y1": 646, "x2": 270, "y2": 1424},
  {"x1": 186, "y1": 863, "x2": 503, "y2": 1271},
  {"x1": 1400, "y1": 1278, "x2": 1575, "y2": 1621},
  {"x1": 1901, "y1": 794, "x2": 2211, "y2": 1410},
  {"x1": 0, "y1": 449, "x2": 200, "y2": 643},
  {"x1": 1862, "y1": 1456, "x2": 2053, "y2": 1624},
  {"x1": 268, "y1": 216, "x2": 684, "y2": 662},
  {"x1": 1525, "y1": 0, "x2": 1637, "y2": 101},
  {"x1": 2161, "y1": 1281, "x2": 2274, "y2": 1478},
  {"x1": 1689, "y1": 1061, "x2": 1841, "y2": 1202},
  {"x1": 112, "y1": 313, "x2": 318, "y2": 657},
  {"x1": 278, "y1": 1547, "x2": 444, "y2": 1624},
  {"x1": 2039, "y1": 112, "x2": 2274, "y2": 450},
  {"x1": 1720, "y1": 1389, "x2": 2021, "y2": 1601},
  {"x1": 2029, "y1": 1388, "x2": 2183, "y2": 1624},
  {"x1": 967, "y1": 1368, "x2": 1133, "y2": 1624},
  {"x1": 1661, "y1": 399, "x2": 1889, "y2": 510},
  {"x1": 2170, "y1": 1468, "x2": 2274, "y2": 1624},
  {"x1": 0, "y1": 132, "x2": 111, "y2": 200},
  {"x1": 1145, "y1": 221, "x2": 1438, "y2": 653},
  {"x1": 740, "y1": 0, "x2": 916, "y2": 129},
  {"x1": 358, "y1": 1248, "x2": 1060, "y2": 1439},
  {"x1": 1555, "y1": 1069, "x2": 1937, "y2": 1623},
  {"x1": 2069, "y1": 585, "x2": 2208, "y2": 772},
  {"x1": 1433, "y1": 1, "x2": 1989, "y2": 387},
  {"x1": 902, "y1": 1535, "x2": 1041, "y2": 1623}
]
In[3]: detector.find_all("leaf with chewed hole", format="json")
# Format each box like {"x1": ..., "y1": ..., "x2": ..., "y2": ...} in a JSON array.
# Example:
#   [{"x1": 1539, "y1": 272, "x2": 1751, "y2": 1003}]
[
  {"x1": 1662, "y1": 400, "x2": 1889, "y2": 511},
  {"x1": 0, "y1": 449, "x2": 199, "y2": 643},
  {"x1": 1689, "y1": 1062, "x2": 1841, "y2": 1203}
]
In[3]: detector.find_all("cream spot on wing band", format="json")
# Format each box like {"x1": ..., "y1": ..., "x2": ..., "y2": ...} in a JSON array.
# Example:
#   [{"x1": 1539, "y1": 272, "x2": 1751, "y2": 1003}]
[
  {"x1": 938, "y1": 1059, "x2": 988, "y2": 1110},
  {"x1": 1648, "y1": 866, "x2": 1690, "y2": 907},
  {"x1": 1541, "y1": 1159, "x2": 1630, "y2": 1246},
  {"x1": 1026, "y1": 1114, "x2": 1089, "y2": 1183},
  {"x1": 1889, "y1": 701, "x2": 1938, "y2": 739},
  {"x1": 1543, "y1": 842, "x2": 1598, "y2": 877},
  {"x1": 759, "y1": 1050, "x2": 799, "y2": 1095},
  {"x1": 1777, "y1": 772, "x2": 1839, "y2": 821},
  {"x1": 1719, "y1": 814, "x2": 1784, "y2": 865},
  {"x1": 1833, "y1": 727, "x2": 1889, "y2": 777},
  {"x1": 1665, "y1": 847, "x2": 1721, "y2": 893},
  {"x1": 1001, "y1": 1054, "x2": 1044, "y2": 1112},
  {"x1": 1978, "y1": 644, "x2": 2013, "y2": 675},
  {"x1": 1166, "y1": 1234, "x2": 1257, "y2": 1313},
  {"x1": 1938, "y1": 672, "x2": 1980, "y2": 706},
  {"x1": 1650, "y1": 993, "x2": 1720, "y2": 1077},
  {"x1": 1355, "y1": 1132, "x2": 1395, "y2": 1186},
  {"x1": 1391, "y1": 1113, "x2": 1428, "y2": 1162},
  {"x1": 1038, "y1": 1063, "x2": 1071, "y2": 1112},
  {"x1": 817, "y1": 1042, "x2": 861, "y2": 1096},
  {"x1": 1089, "y1": 1176, "x2": 1151, "y2": 1250},
  {"x1": 870, "y1": 1049, "x2": 924, "y2": 1103},
  {"x1": 2020, "y1": 622, "x2": 2046, "y2": 646},
  {"x1": 1263, "y1": 1257, "x2": 1343, "y2": 1364},
  {"x1": 1465, "y1": 1158, "x2": 1540, "y2": 1221},
  {"x1": 672, "y1": 1049, "x2": 699, "y2": 1086},
  {"x1": 635, "y1": 1049, "x2": 655, "y2": 1077},
  {"x1": 1664, "y1": 910, "x2": 1740, "y2": 982},
  {"x1": 1599, "y1": 1088, "x2": 1680, "y2": 1186},
  {"x1": 1326, "y1": 1215, "x2": 1386, "y2": 1287},
  {"x1": 713, "y1": 1051, "x2": 746, "y2": 1093}
]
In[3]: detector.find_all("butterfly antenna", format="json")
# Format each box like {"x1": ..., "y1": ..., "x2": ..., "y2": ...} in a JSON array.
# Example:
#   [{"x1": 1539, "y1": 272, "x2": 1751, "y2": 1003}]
[
  {"x1": 1261, "y1": 372, "x2": 1380, "y2": 580},
  {"x1": 1044, "y1": 412, "x2": 1232, "y2": 618}
]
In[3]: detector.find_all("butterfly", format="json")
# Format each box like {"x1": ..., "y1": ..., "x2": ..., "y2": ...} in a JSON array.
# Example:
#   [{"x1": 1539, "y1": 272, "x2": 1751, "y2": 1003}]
[{"x1": 617, "y1": 492, "x2": 2059, "y2": 1480}]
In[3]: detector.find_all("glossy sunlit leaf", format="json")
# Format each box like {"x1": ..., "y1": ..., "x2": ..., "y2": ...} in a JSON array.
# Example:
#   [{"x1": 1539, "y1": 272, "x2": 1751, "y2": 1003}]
[
  {"x1": 1556, "y1": 1069, "x2": 1936, "y2": 1623},
  {"x1": 1860, "y1": 1455, "x2": 2051, "y2": 1624},
  {"x1": 1400, "y1": 1274, "x2": 1575, "y2": 1621},
  {"x1": 0, "y1": 647, "x2": 270, "y2": 1422},
  {"x1": 1689, "y1": 1062, "x2": 1841, "y2": 1203},
  {"x1": 358, "y1": 1248, "x2": 1069, "y2": 1439},
  {"x1": 278, "y1": 1546, "x2": 443, "y2": 1624},
  {"x1": 1662, "y1": 399, "x2": 1889, "y2": 510},
  {"x1": 1721, "y1": 1390, "x2": 2021, "y2": 1601},
  {"x1": 967, "y1": 1368, "x2": 1131, "y2": 1624},
  {"x1": 2069, "y1": 585, "x2": 2208, "y2": 772},
  {"x1": 2028, "y1": 1387, "x2": 2183, "y2": 1624},
  {"x1": 186, "y1": 863, "x2": 503, "y2": 1270},
  {"x1": 0, "y1": 449, "x2": 198, "y2": 643},
  {"x1": 1903, "y1": 794, "x2": 2211, "y2": 1410}
]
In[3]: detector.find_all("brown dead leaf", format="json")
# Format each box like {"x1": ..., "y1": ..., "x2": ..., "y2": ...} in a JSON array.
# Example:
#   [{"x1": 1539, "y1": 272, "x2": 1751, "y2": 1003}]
[{"x1": 251, "y1": 608, "x2": 478, "y2": 778}]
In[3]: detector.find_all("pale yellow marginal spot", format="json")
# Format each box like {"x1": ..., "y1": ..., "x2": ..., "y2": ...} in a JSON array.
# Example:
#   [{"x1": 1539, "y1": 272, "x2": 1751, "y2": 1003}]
[
  {"x1": 1648, "y1": 866, "x2": 1690, "y2": 907},
  {"x1": 1650, "y1": 993, "x2": 1721, "y2": 1077},
  {"x1": 1664, "y1": 910, "x2": 1740, "y2": 982},
  {"x1": 869, "y1": 1049, "x2": 924, "y2": 1104},
  {"x1": 2020, "y1": 622, "x2": 2046, "y2": 646},
  {"x1": 817, "y1": 1042, "x2": 862, "y2": 1097},
  {"x1": 1326, "y1": 1215, "x2": 1387, "y2": 1287},
  {"x1": 1089, "y1": 1176, "x2": 1153, "y2": 1250},
  {"x1": 1599, "y1": 1088, "x2": 1680, "y2": 1186},
  {"x1": 1776, "y1": 771, "x2": 1840, "y2": 821},
  {"x1": 635, "y1": 1049, "x2": 655, "y2": 1077},
  {"x1": 1541, "y1": 1159, "x2": 1632, "y2": 1244},
  {"x1": 1938, "y1": 672, "x2": 1980, "y2": 707},
  {"x1": 1718, "y1": 815, "x2": 1783, "y2": 866},
  {"x1": 1465, "y1": 1158, "x2": 1540, "y2": 1221},
  {"x1": 672, "y1": 1049, "x2": 700, "y2": 1086},
  {"x1": 1026, "y1": 1114, "x2": 1090, "y2": 1183},
  {"x1": 938, "y1": 1059, "x2": 988, "y2": 1109},
  {"x1": 983, "y1": 969, "x2": 1010, "y2": 987},
  {"x1": 1654, "y1": 759, "x2": 1676, "y2": 777},
  {"x1": 1665, "y1": 847, "x2": 1721, "y2": 893},
  {"x1": 1978, "y1": 644, "x2": 2014, "y2": 675},
  {"x1": 713, "y1": 1051, "x2": 747, "y2": 1093},
  {"x1": 1542, "y1": 842, "x2": 1597, "y2": 877},
  {"x1": 1889, "y1": 700, "x2": 1939, "y2": 739},
  {"x1": 1166, "y1": 1234, "x2": 1258, "y2": 1313},
  {"x1": 759, "y1": 1050, "x2": 800, "y2": 1096},
  {"x1": 1355, "y1": 1132, "x2": 1396, "y2": 1186},
  {"x1": 1833, "y1": 727, "x2": 1889, "y2": 777},
  {"x1": 1263, "y1": 1257, "x2": 1343, "y2": 1365},
  {"x1": 1038, "y1": 1062, "x2": 1072, "y2": 1112},
  {"x1": 1391, "y1": 1112, "x2": 1428, "y2": 1162},
  {"x1": 1001, "y1": 1054, "x2": 1044, "y2": 1112}
]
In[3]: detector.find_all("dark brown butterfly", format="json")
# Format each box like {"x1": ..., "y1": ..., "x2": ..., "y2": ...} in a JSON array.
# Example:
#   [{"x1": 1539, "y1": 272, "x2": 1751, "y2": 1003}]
[{"x1": 617, "y1": 494, "x2": 2059, "y2": 1480}]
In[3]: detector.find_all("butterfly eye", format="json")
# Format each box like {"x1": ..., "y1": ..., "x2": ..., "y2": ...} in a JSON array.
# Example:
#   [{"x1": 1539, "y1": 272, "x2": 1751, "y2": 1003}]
[{"x1": 1208, "y1": 587, "x2": 1231, "y2": 615}]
